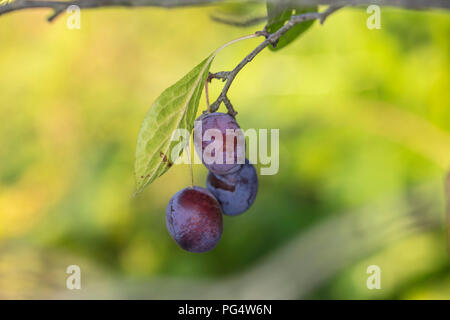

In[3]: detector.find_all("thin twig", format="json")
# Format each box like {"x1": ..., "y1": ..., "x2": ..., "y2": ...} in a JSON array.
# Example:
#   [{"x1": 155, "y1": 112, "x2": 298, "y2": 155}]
[
  {"x1": 204, "y1": 79, "x2": 211, "y2": 113},
  {"x1": 209, "y1": 5, "x2": 343, "y2": 114},
  {"x1": 208, "y1": 71, "x2": 230, "y2": 82}
]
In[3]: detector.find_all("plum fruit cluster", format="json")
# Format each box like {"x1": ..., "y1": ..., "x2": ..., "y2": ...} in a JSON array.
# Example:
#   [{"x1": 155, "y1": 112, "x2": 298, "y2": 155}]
[{"x1": 166, "y1": 112, "x2": 258, "y2": 253}]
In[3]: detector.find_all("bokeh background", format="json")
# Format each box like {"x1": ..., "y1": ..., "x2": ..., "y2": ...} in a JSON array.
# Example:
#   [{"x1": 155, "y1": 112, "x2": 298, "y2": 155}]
[{"x1": 0, "y1": 4, "x2": 449, "y2": 299}]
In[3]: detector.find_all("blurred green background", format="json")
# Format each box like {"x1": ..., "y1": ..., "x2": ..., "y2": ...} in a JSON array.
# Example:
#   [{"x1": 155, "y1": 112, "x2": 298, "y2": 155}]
[{"x1": 0, "y1": 4, "x2": 449, "y2": 299}]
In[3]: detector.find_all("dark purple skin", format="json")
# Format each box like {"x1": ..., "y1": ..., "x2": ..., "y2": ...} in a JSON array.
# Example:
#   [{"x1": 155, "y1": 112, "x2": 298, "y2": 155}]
[
  {"x1": 206, "y1": 160, "x2": 258, "y2": 216},
  {"x1": 194, "y1": 112, "x2": 245, "y2": 175},
  {"x1": 166, "y1": 186, "x2": 223, "y2": 253}
]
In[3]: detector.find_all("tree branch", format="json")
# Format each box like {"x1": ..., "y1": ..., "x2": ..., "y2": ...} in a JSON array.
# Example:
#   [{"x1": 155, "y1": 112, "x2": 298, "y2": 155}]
[
  {"x1": 0, "y1": 0, "x2": 449, "y2": 22},
  {"x1": 0, "y1": 0, "x2": 220, "y2": 20},
  {"x1": 209, "y1": 5, "x2": 342, "y2": 115}
]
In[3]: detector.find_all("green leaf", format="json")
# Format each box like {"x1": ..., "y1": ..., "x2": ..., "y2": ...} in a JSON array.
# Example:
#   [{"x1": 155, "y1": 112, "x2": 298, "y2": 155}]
[
  {"x1": 134, "y1": 55, "x2": 214, "y2": 195},
  {"x1": 266, "y1": 2, "x2": 317, "y2": 51}
]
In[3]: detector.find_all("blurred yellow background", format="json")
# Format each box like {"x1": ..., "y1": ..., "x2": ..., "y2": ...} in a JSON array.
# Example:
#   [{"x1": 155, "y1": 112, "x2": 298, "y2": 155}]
[{"x1": 0, "y1": 4, "x2": 449, "y2": 299}]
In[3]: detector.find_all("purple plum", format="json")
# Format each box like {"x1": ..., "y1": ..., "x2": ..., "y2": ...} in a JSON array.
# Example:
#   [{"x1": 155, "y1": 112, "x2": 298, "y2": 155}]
[
  {"x1": 206, "y1": 160, "x2": 258, "y2": 216},
  {"x1": 194, "y1": 112, "x2": 246, "y2": 175},
  {"x1": 166, "y1": 186, "x2": 223, "y2": 253}
]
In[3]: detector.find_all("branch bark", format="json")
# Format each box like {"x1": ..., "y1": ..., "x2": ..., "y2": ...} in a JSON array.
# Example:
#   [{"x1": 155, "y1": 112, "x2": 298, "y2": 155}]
[
  {"x1": 0, "y1": 0, "x2": 221, "y2": 21},
  {"x1": 0, "y1": 0, "x2": 449, "y2": 22}
]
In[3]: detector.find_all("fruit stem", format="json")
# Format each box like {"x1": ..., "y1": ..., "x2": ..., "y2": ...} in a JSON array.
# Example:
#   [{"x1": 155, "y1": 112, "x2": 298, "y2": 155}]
[
  {"x1": 188, "y1": 135, "x2": 194, "y2": 188},
  {"x1": 213, "y1": 33, "x2": 260, "y2": 56},
  {"x1": 205, "y1": 79, "x2": 211, "y2": 113}
]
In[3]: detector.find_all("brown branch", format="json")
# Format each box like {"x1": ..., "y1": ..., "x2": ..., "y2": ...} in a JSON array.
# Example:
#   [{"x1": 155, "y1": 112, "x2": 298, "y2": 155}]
[
  {"x1": 0, "y1": 0, "x2": 449, "y2": 22},
  {"x1": 0, "y1": 0, "x2": 221, "y2": 21}
]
